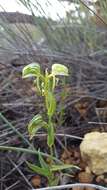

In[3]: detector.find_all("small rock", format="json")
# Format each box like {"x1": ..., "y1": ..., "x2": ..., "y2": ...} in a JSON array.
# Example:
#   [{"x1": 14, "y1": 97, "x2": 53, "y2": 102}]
[
  {"x1": 104, "y1": 178, "x2": 107, "y2": 184},
  {"x1": 96, "y1": 175, "x2": 104, "y2": 183},
  {"x1": 80, "y1": 132, "x2": 107, "y2": 175},
  {"x1": 78, "y1": 171, "x2": 93, "y2": 183},
  {"x1": 31, "y1": 175, "x2": 41, "y2": 188}
]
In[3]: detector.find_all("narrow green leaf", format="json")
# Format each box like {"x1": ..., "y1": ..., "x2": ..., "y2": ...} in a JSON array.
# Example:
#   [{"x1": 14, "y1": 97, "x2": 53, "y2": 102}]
[
  {"x1": 51, "y1": 164, "x2": 80, "y2": 172},
  {"x1": 38, "y1": 151, "x2": 51, "y2": 176},
  {"x1": 38, "y1": 151, "x2": 49, "y2": 169},
  {"x1": 27, "y1": 162, "x2": 50, "y2": 177},
  {"x1": 22, "y1": 63, "x2": 40, "y2": 78},
  {"x1": 52, "y1": 64, "x2": 69, "y2": 76}
]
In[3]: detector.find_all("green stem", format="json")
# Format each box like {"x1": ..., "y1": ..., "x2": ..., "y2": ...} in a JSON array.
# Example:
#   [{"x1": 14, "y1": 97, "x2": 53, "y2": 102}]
[
  {"x1": 48, "y1": 116, "x2": 54, "y2": 164},
  {"x1": 50, "y1": 146, "x2": 53, "y2": 157}
]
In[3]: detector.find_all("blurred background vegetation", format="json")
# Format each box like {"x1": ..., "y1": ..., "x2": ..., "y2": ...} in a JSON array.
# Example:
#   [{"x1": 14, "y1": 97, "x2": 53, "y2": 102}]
[
  {"x1": 16, "y1": 0, "x2": 107, "y2": 54},
  {"x1": 0, "y1": 0, "x2": 107, "y2": 55}
]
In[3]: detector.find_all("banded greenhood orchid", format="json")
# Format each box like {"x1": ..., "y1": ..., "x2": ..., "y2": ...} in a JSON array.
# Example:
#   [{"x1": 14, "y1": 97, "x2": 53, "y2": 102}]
[
  {"x1": 52, "y1": 63, "x2": 69, "y2": 76},
  {"x1": 22, "y1": 63, "x2": 40, "y2": 78}
]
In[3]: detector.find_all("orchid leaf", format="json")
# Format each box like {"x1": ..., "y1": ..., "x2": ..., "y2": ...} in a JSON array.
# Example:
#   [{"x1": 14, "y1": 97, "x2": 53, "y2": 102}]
[
  {"x1": 51, "y1": 164, "x2": 80, "y2": 172},
  {"x1": 27, "y1": 162, "x2": 50, "y2": 177}
]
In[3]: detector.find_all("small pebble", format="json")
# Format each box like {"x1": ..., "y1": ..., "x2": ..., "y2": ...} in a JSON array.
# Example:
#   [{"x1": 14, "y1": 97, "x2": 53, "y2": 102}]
[
  {"x1": 104, "y1": 178, "x2": 107, "y2": 184},
  {"x1": 78, "y1": 171, "x2": 93, "y2": 183},
  {"x1": 96, "y1": 175, "x2": 104, "y2": 183},
  {"x1": 31, "y1": 175, "x2": 41, "y2": 188}
]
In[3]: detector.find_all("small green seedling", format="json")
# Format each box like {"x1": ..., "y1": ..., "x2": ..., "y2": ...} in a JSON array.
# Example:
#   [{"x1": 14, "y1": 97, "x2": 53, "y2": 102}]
[
  {"x1": 27, "y1": 151, "x2": 79, "y2": 186},
  {"x1": 22, "y1": 63, "x2": 69, "y2": 147},
  {"x1": 22, "y1": 63, "x2": 79, "y2": 186}
]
